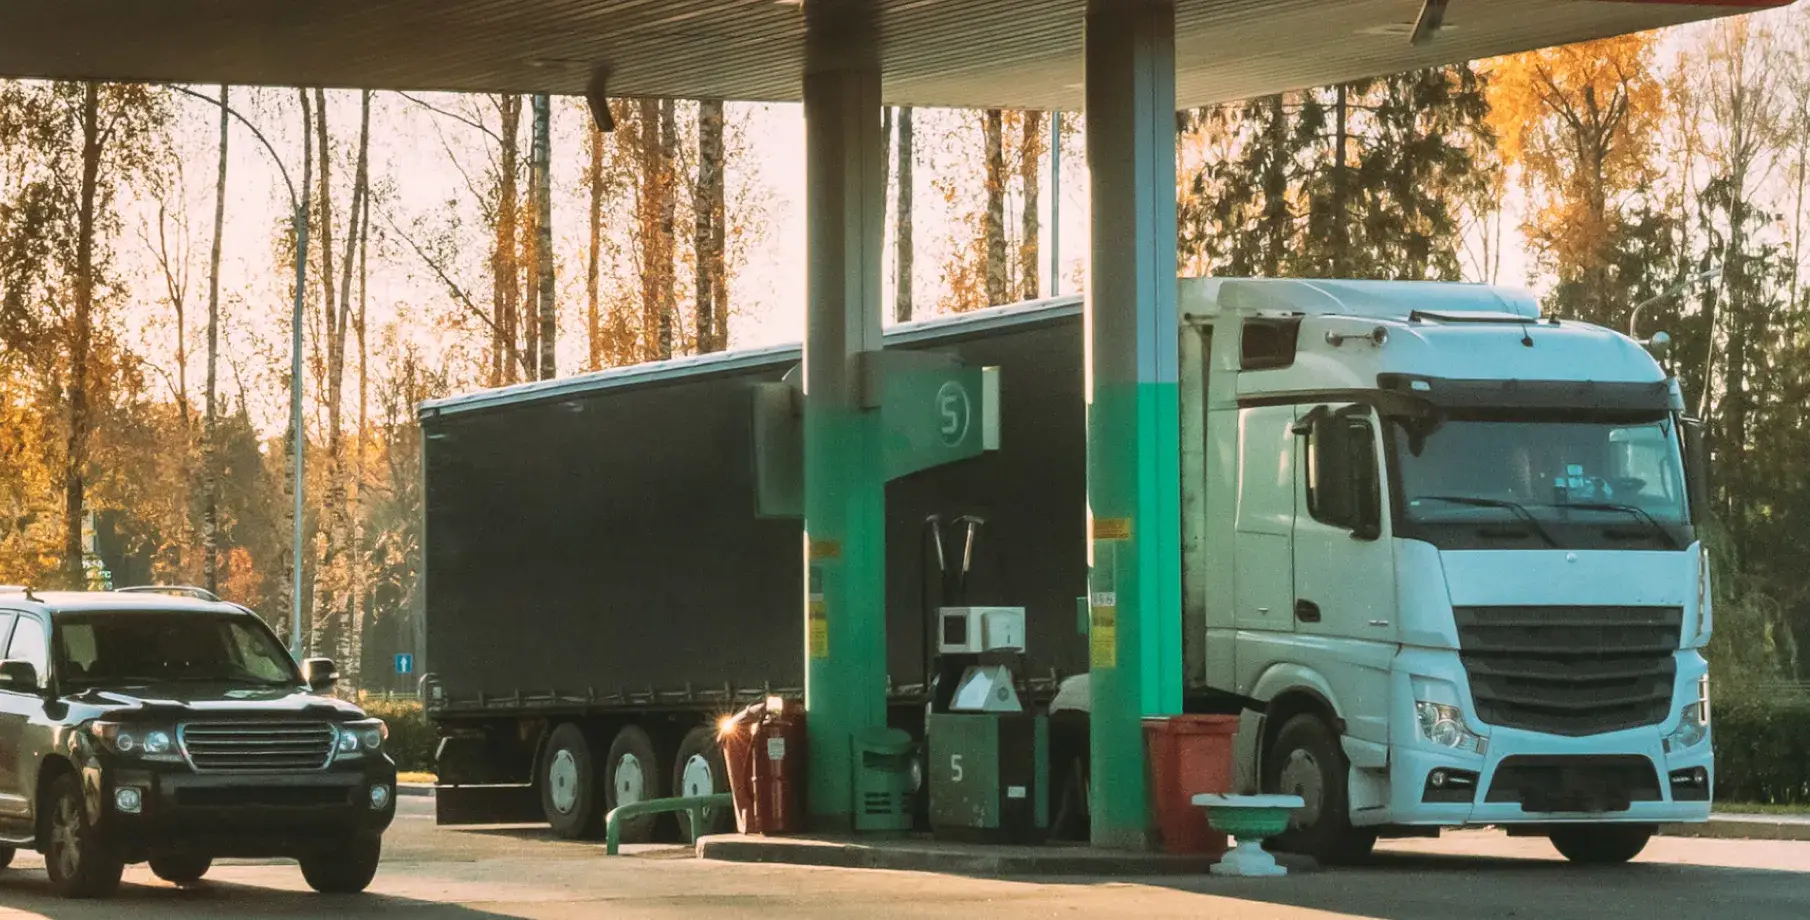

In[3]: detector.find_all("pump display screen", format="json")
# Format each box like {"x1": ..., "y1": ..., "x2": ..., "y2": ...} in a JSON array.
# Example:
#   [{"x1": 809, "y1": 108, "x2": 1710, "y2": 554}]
[{"x1": 1390, "y1": 415, "x2": 1692, "y2": 550}]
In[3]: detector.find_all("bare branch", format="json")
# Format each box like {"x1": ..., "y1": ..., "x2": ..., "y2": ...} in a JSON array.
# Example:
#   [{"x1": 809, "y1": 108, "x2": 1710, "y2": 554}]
[{"x1": 396, "y1": 92, "x2": 501, "y2": 144}]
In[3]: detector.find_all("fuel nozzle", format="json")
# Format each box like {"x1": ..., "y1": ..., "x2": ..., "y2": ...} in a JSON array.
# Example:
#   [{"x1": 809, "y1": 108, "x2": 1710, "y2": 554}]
[{"x1": 950, "y1": 514, "x2": 985, "y2": 605}]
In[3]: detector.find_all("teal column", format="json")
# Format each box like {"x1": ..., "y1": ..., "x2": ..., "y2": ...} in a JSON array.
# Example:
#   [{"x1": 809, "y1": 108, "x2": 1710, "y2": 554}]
[
  {"x1": 1084, "y1": 0, "x2": 1183, "y2": 849},
  {"x1": 801, "y1": 0, "x2": 886, "y2": 832}
]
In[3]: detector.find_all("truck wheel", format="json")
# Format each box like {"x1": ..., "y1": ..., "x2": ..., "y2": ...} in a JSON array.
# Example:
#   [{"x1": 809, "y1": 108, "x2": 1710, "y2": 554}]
[
  {"x1": 44, "y1": 773, "x2": 125, "y2": 899},
  {"x1": 149, "y1": 855, "x2": 212, "y2": 884},
  {"x1": 1262, "y1": 713, "x2": 1376, "y2": 865},
  {"x1": 605, "y1": 725, "x2": 666, "y2": 843},
  {"x1": 299, "y1": 832, "x2": 382, "y2": 894},
  {"x1": 671, "y1": 725, "x2": 733, "y2": 839},
  {"x1": 539, "y1": 723, "x2": 604, "y2": 839},
  {"x1": 0, "y1": 845, "x2": 13, "y2": 869},
  {"x1": 1549, "y1": 825, "x2": 1654, "y2": 865}
]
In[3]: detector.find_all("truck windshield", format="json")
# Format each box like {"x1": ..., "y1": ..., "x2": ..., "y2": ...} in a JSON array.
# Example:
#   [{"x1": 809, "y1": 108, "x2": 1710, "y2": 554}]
[
  {"x1": 54, "y1": 612, "x2": 301, "y2": 688},
  {"x1": 1389, "y1": 414, "x2": 1693, "y2": 550}
]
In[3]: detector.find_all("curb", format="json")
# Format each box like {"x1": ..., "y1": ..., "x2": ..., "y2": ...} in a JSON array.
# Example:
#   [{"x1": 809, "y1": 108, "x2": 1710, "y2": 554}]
[
  {"x1": 398, "y1": 783, "x2": 436, "y2": 798},
  {"x1": 697, "y1": 835, "x2": 1247, "y2": 876},
  {"x1": 1661, "y1": 818, "x2": 1810, "y2": 842}
]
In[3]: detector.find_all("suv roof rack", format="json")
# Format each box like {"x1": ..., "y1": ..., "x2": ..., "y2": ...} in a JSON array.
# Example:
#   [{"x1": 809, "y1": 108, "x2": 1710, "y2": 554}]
[{"x1": 115, "y1": 585, "x2": 221, "y2": 602}]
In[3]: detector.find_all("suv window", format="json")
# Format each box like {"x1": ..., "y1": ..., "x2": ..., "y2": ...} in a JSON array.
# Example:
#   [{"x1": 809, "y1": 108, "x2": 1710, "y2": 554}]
[
  {"x1": 6, "y1": 616, "x2": 49, "y2": 687},
  {"x1": 0, "y1": 612, "x2": 14, "y2": 649}
]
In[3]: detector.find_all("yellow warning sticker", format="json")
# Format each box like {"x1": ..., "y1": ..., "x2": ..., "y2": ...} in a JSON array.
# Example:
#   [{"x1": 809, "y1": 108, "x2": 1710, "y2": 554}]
[
  {"x1": 808, "y1": 598, "x2": 829, "y2": 659},
  {"x1": 809, "y1": 539, "x2": 842, "y2": 561},
  {"x1": 1090, "y1": 605, "x2": 1117, "y2": 669},
  {"x1": 1093, "y1": 517, "x2": 1132, "y2": 541}
]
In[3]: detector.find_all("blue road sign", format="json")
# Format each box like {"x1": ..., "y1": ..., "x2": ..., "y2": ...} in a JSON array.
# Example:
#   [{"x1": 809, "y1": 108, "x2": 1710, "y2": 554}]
[{"x1": 395, "y1": 653, "x2": 414, "y2": 675}]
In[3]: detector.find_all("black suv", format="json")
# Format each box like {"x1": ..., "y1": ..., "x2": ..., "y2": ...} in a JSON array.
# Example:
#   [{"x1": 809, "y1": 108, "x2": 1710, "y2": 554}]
[{"x1": 0, "y1": 588, "x2": 396, "y2": 898}]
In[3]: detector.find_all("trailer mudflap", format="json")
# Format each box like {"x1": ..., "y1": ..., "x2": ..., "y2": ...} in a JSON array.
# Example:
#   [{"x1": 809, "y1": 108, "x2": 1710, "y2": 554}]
[{"x1": 435, "y1": 784, "x2": 543, "y2": 826}]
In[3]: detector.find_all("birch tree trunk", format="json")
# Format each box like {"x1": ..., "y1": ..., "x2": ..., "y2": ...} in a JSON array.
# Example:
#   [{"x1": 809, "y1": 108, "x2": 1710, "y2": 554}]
[
  {"x1": 983, "y1": 109, "x2": 1008, "y2": 306},
  {"x1": 493, "y1": 95, "x2": 523, "y2": 384},
  {"x1": 638, "y1": 98, "x2": 661, "y2": 361},
  {"x1": 658, "y1": 98, "x2": 678, "y2": 359},
  {"x1": 896, "y1": 107, "x2": 914, "y2": 323},
  {"x1": 204, "y1": 84, "x2": 229, "y2": 593},
  {"x1": 1018, "y1": 110, "x2": 1043, "y2": 301},
  {"x1": 63, "y1": 82, "x2": 102, "y2": 588},
  {"x1": 587, "y1": 123, "x2": 605, "y2": 371},
  {"x1": 695, "y1": 99, "x2": 726, "y2": 353}
]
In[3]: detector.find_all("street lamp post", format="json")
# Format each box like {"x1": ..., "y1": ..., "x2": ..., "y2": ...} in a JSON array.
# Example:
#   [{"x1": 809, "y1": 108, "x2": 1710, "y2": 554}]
[
  {"x1": 1630, "y1": 269, "x2": 1721, "y2": 340},
  {"x1": 172, "y1": 86, "x2": 310, "y2": 656}
]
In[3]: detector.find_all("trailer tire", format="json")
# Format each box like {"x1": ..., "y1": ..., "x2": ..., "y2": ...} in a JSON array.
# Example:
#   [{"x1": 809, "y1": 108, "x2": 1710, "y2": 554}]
[
  {"x1": 671, "y1": 725, "x2": 733, "y2": 840},
  {"x1": 605, "y1": 725, "x2": 665, "y2": 843},
  {"x1": 1262, "y1": 713, "x2": 1376, "y2": 865},
  {"x1": 539, "y1": 723, "x2": 604, "y2": 839},
  {"x1": 1549, "y1": 825, "x2": 1654, "y2": 865}
]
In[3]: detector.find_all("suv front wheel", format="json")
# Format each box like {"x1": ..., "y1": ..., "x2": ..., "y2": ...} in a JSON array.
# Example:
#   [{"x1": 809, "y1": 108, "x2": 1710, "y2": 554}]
[
  {"x1": 44, "y1": 773, "x2": 126, "y2": 898},
  {"x1": 299, "y1": 832, "x2": 382, "y2": 894},
  {"x1": 0, "y1": 845, "x2": 14, "y2": 869}
]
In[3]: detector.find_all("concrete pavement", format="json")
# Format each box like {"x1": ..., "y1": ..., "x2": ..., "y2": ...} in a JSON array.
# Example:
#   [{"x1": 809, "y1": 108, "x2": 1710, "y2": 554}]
[{"x1": 0, "y1": 797, "x2": 1806, "y2": 919}]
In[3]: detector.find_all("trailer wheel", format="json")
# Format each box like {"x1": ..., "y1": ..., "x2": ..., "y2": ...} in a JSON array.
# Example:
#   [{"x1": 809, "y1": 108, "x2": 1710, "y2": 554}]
[
  {"x1": 1262, "y1": 713, "x2": 1376, "y2": 864},
  {"x1": 1549, "y1": 825, "x2": 1654, "y2": 865},
  {"x1": 605, "y1": 724, "x2": 666, "y2": 843},
  {"x1": 539, "y1": 723, "x2": 603, "y2": 839},
  {"x1": 671, "y1": 725, "x2": 734, "y2": 839}
]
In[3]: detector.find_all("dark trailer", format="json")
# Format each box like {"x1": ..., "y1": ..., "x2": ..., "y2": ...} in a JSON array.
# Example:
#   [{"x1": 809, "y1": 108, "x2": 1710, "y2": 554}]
[{"x1": 419, "y1": 298, "x2": 1089, "y2": 840}]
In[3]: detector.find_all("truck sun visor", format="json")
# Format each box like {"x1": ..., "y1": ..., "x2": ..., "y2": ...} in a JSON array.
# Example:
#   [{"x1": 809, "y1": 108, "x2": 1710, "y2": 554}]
[{"x1": 1375, "y1": 374, "x2": 1680, "y2": 413}]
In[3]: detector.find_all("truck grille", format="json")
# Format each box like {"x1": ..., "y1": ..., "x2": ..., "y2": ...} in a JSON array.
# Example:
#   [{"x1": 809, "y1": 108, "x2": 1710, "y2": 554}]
[
  {"x1": 1454, "y1": 606, "x2": 1681, "y2": 736},
  {"x1": 178, "y1": 720, "x2": 336, "y2": 773}
]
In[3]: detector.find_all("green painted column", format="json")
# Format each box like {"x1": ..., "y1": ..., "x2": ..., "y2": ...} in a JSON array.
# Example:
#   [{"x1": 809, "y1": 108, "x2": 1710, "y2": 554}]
[
  {"x1": 801, "y1": 0, "x2": 886, "y2": 832},
  {"x1": 1084, "y1": 0, "x2": 1184, "y2": 850}
]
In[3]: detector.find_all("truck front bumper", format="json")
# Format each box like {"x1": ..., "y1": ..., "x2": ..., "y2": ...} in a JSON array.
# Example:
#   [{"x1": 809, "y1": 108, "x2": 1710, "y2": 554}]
[
  {"x1": 93, "y1": 757, "x2": 398, "y2": 860},
  {"x1": 1384, "y1": 729, "x2": 1711, "y2": 827}
]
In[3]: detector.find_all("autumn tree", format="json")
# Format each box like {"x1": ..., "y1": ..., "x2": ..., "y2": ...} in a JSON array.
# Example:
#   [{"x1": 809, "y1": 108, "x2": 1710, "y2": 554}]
[{"x1": 1488, "y1": 34, "x2": 1664, "y2": 326}]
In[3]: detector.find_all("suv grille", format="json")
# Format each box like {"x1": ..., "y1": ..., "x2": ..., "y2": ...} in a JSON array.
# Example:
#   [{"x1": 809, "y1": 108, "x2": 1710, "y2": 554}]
[
  {"x1": 1454, "y1": 606, "x2": 1681, "y2": 736},
  {"x1": 178, "y1": 720, "x2": 336, "y2": 773}
]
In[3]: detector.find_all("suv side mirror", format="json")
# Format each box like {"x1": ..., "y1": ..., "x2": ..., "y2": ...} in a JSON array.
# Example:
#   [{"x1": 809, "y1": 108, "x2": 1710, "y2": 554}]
[
  {"x1": 0, "y1": 660, "x2": 40, "y2": 693},
  {"x1": 303, "y1": 658, "x2": 339, "y2": 692}
]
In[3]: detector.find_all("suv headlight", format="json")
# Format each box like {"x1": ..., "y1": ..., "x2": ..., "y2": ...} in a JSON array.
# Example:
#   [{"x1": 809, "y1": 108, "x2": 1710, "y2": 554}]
[
  {"x1": 1415, "y1": 701, "x2": 1487, "y2": 755},
  {"x1": 336, "y1": 719, "x2": 388, "y2": 757},
  {"x1": 90, "y1": 721, "x2": 183, "y2": 762},
  {"x1": 1665, "y1": 675, "x2": 1711, "y2": 753}
]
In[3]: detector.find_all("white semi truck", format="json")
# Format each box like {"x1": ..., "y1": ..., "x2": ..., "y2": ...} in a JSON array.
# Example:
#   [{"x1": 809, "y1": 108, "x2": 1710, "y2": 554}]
[{"x1": 422, "y1": 277, "x2": 1711, "y2": 863}]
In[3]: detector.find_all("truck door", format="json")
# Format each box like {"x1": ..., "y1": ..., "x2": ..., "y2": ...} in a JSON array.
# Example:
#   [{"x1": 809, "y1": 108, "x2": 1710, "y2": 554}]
[
  {"x1": 1232, "y1": 405, "x2": 1298, "y2": 637},
  {"x1": 1291, "y1": 404, "x2": 1397, "y2": 746},
  {"x1": 1292, "y1": 404, "x2": 1395, "y2": 637}
]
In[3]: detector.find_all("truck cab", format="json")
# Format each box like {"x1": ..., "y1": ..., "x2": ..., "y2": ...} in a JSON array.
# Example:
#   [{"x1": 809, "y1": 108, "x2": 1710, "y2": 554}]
[
  {"x1": 0, "y1": 588, "x2": 396, "y2": 898},
  {"x1": 1175, "y1": 278, "x2": 1711, "y2": 863}
]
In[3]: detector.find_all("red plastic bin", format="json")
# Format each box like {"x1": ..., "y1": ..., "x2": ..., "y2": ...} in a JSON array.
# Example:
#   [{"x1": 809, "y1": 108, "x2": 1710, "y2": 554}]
[{"x1": 1143, "y1": 715, "x2": 1238, "y2": 855}]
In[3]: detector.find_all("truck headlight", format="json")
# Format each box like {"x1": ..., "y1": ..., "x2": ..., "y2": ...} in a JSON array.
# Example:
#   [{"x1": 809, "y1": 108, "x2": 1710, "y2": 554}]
[
  {"x1": 1665, "y1": 675, "x2": 1711, "y2": 753},
  {"x1": 1415, "y1": 701, "x2": 1487, "y2": 755}
]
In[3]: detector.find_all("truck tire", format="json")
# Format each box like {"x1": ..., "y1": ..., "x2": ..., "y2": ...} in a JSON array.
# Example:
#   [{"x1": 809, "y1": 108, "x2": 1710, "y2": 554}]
[
  {"x1": 671, "y1": 725, "x2": 733, "y2": 839},
  {"x1": 1549, "y1": 825, "x2": 1654, "y2": 865},
  {"x1": 149, "y1": 855, "x2": 212, "y2": 884},
  {"x1": 1262, "y1": 713, "x2": 1376, "y2": 865},
  {"x1": 540, "y1": 723, "x2": 604, "y2": 839},
  {"x1": 299, "y1": 832, "x2": 382, "y2": 894},
  {"x1": 44, "y1": 772, "x2": 125, "y2": 899},
  {"x1": 605, "y1": 724, "x2": 666, "y2": 843}
]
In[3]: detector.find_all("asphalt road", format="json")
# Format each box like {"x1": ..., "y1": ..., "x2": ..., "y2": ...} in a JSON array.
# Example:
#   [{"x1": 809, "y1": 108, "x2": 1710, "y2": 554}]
[{"x1": 1, "y1": 797, "x2": 1806, "y2": 919}]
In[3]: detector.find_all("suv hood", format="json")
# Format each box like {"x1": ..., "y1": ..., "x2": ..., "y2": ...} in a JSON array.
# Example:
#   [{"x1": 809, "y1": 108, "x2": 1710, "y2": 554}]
[{"x1": 64, "y1": 683, "x2": 364, "y2": 719}]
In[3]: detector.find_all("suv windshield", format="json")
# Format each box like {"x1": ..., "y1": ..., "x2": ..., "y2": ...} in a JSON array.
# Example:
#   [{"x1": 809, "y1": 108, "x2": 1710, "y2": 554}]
[
  {"x1": 54, "y1": 612, "x2": 301, "y2": 688},
  {"x1": 1390, "y1": 414, "x2": 1693, "y2": 550}
]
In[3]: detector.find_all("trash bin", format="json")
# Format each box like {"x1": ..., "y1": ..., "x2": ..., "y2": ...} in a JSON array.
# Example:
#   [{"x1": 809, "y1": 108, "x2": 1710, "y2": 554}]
[
  {"x1": 853, "y1": 727, "x2": 914, "y2": 832},
  {"x1": 1143, "y1": 715, "x2": 1237, "y2": 855}
]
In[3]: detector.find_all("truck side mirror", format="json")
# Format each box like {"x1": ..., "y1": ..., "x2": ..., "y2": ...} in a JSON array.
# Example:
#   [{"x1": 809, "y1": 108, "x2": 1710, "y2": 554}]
[
  {"x1": 303, "y1": 658, "x2": 339, "y2": 692},
  {"x1": 0, "y1": 660, "x2": 40, "y2": 693},
  {"x1": 1346, "y1": 419, "x2": 1382, "y2": 541},
  {"x1": 1682, "y1": 417, "x2": 1711, "y2": 525}
]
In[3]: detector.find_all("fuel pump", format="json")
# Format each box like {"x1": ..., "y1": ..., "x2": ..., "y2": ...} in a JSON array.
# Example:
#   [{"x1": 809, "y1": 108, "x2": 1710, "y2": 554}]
[{"x1": 922, "y1": 514, "x2": 1049, "y2": 843}]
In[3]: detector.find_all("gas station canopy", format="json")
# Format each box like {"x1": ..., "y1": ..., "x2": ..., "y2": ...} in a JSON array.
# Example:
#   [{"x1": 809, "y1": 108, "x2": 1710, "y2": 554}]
[{"x1": 0, "y1": 0, "x2": 1786, "y2": 107}]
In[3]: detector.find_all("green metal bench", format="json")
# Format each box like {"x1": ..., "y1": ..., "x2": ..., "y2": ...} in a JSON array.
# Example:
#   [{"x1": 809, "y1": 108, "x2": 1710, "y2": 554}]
[{"x1": 604, "y1": 793, "x2": 734, "y2": 855}]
